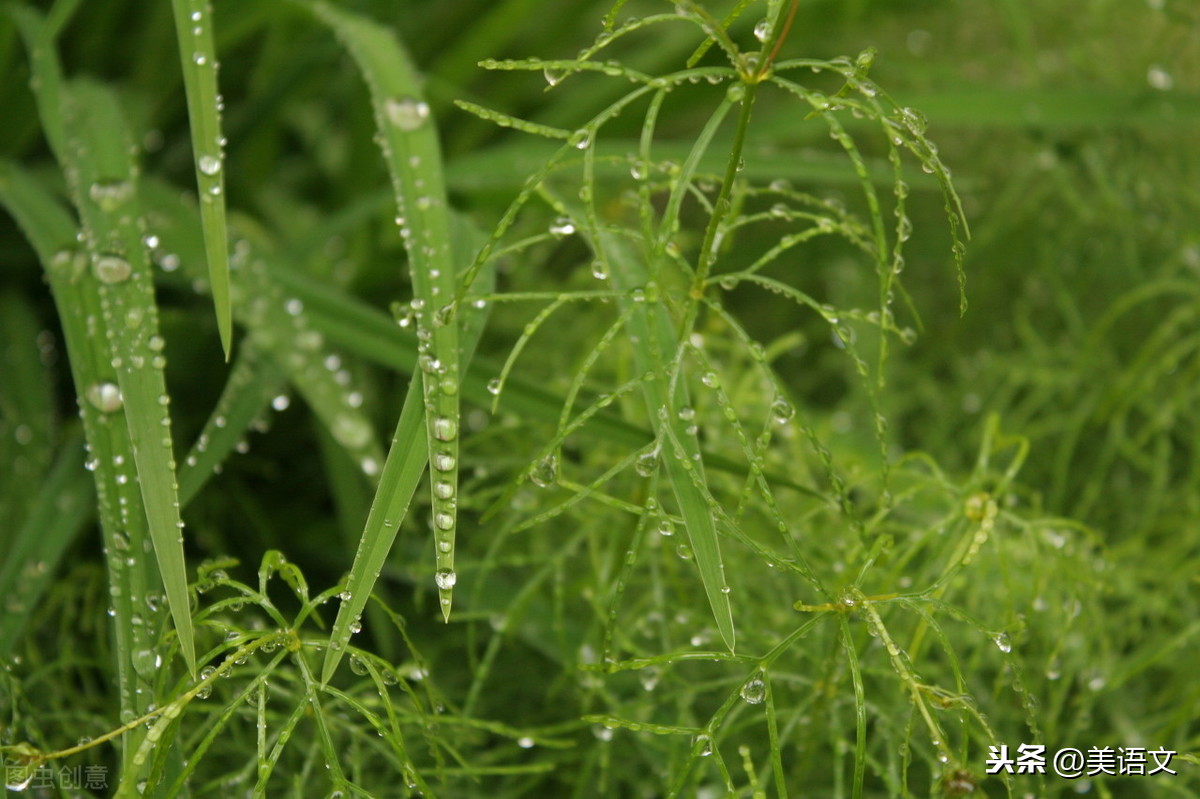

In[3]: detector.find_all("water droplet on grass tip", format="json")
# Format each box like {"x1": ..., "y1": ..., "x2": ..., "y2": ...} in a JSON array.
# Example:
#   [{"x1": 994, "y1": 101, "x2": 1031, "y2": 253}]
[
  {"x1": 94, "y1": 254, "x2": 132, "y2": 284},
  {"x1": 487, "y1": 378, "x2": 502, "y2": 395},
  {"x1": 993, "y1": 633, "x2": 1012, "y2": 653},
  {"x1": 435, "y1": 569, "x2": 457, "y2": 590},
  {"x1": 386, "y1": 97, "x2": 431, "y2": 131}
]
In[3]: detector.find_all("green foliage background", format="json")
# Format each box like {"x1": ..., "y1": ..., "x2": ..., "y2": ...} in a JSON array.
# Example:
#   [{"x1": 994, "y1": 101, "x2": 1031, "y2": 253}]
[{"x1": 0, "y1": 0, "x2": 1197, "y2": 796}]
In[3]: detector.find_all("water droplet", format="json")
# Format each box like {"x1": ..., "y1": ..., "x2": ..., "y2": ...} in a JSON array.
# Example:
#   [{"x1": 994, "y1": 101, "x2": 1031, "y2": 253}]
[
  {"x1": 86, "y1": 381, "x2": 123, "y2": 413},
  {"x1": 487, "y1": 378, "x2": 502, "y2": 395},
  {"x1": 692, "y1": 732, "x2": 713, "y2": 756},
  {"x1": 434, "y1": 512, "x2": 454, "y2": 531},
  {"x1": 1147, "y1": 65, "x2": 1174, "y2": 91},
  {"x1": 94, "y1": 254, "x2": 132, "y2": 284},
  {"x1": 433, "y1": 416, "x2": 458, "y2": 441},
  {"x1": 677, "y1": 406, "x2": 695, "y2": 421},
  {"x1": 543, "y1": 67, "x2": 563, "y2": 86},
  {"x1": 771, "y1": 397, "x2": 794, "y2": 425},
  {"x1": 753, "y1": 19, "x2": 770, "y2": 42},
  {"x1": 635, "y1": 448, "x2": 658, "y2": 477},
  {"x1": 993, "y1": 633, "x2": 1012, "y2": 653},
  {"x1": 549, "y1": 216, "x2": 576, "y2": 237},
  {"x1": 386, "y1": 97, "x2": 431, "y2": 131},
  {"x1": 348, "y1": 619, "x2": 362, "y2": 634},
  {"x1": 433, "y1": 451, "x2": 456, "y2": 472},
  {"x1": 89, "y1": 179, "x2": 134, "y2": 211},
  {"x1": 434, "y1": 480, "x2": 455, "y2": 499},
  {"x1": 657, "y1": 517, "x2": 675, "y2": 536},
  {"x1": 518, "y1": 736, "x2": 535, "y2": 748},
  {"x1": 132, "y1": 648, "x2": 162, "y2": 678},
  {"x1": 740, "y1": 678, "x2": 766, "y2": 704},
  {"x1": 700, "y1": 372, "x2": 719, "y2": 389},
  {"x1": 435, "y1": 569, "x2": 457, "y2": 590},
  {"x1": 529, "y1": 454, "x2": 558, "y2": 487},
  {"x1": 197, "y1": 155, "x2": 221, "y2": 176},
  {"x1": 571, "y1": 129, "x2": 592, "y2": 150},
  {"x1": 272, "y1": 394, "x2": 290, "y2": 411}
]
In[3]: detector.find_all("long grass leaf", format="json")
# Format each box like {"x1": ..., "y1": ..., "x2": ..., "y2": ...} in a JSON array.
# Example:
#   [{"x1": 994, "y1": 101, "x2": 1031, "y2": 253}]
[
  {"x1": 170, "y1": 0, "x2": 232, "y2": 357},
  {"x1": 301, "y1": 0, "x2": 463, "y2": 618},
  {"x1": 0, "y1": 156, "x2": 163, "y2": 769},
  {"x1": 599, "y1": 229, "x2": 736, "y2": 651},
  {"x1": 59, "y1": 80, "x2": 196, "y2": 675},
  {"x1": 321, "y1": 374, "x2": 428, "y2": 684}
]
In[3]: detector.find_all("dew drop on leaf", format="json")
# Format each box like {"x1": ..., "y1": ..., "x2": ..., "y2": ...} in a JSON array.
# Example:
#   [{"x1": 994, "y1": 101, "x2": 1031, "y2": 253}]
[
  {"x1": 94, "y1": 254, "x2": 132, "y2": 284},
  {"x1": 86, "y1": 381, "x2": 123, "y2": 413},
  {"x1": 740, "y1": 678, "x2": 766, "y2": 704},
  {"x1": 386, "y1": 97, "x2": 430, "y2": 131}
]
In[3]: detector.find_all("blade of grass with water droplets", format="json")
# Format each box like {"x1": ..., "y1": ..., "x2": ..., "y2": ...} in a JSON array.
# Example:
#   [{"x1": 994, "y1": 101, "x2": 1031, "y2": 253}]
[
  {"x1": 302, "y1": 0, "x2": 462, "y2": 619},
  {"x1": 171, "y1": 0, "x2": 232, "y2": 358},
  {"x1": 321, "y1": 372, "x2": 427, "y2": 684},
  {"x1": 0, "y1": 158, "x2": 163, "y2": 768},
  {"x1": 598, "y1": 228, "x2": 736, "y2": 652},
  {"x1": 60, "y1": 81, "x2": 196, "y2": 676}
]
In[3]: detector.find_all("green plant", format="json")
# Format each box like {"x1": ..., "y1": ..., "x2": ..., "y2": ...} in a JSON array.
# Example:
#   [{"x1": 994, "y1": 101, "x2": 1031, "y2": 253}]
[{"x1": 1, "y1": 0, "x2": 1197, "y2": 797}]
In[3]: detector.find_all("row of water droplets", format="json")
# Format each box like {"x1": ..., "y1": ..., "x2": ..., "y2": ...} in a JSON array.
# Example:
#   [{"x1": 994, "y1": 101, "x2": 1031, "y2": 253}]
[
  {"x1": 71, "y1": 139, "x2": 188, "y2": 711},
  {"x1": 182, "y1": 2, "x2": 227, "y2": 206},
  {"x1": 378, "y1": 91, "x2": 460, "y2": 605}
]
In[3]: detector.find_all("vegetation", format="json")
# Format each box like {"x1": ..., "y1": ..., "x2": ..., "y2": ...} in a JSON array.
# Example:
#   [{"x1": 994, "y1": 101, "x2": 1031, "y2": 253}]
[{"x1": 0, "y1": 0, "x2": 1197, "y2": 796}]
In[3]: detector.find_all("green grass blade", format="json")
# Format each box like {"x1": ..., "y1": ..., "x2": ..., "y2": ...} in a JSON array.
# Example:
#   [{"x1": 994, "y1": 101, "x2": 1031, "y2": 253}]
[
  {"x1": 600, "y1": 229, "x2": 736, "y2": 652},
  {"x1": 171, "y1": 0, "x2": 232, "y2": 358},
  {"x1": 301, "y1": 0, "x2": 462, "y2": 619},
  {"x1": 59, "y1": 80, "x2": 197, "y2": 675},
  {"x1": 0, "y1": 157, "x2": 163, "y2": 768},
  {"x1": 321, "y1": 373, "x2": 428, "y2": 685}
]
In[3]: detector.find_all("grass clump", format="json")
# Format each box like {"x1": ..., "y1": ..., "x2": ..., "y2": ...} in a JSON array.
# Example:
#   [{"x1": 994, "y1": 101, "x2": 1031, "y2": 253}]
[{"x1": 1, "y1": 0, "x2": 1197, "y2": 796}]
